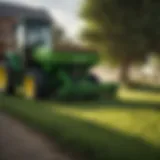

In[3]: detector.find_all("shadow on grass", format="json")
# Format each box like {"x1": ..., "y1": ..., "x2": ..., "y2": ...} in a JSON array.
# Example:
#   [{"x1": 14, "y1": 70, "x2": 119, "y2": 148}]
[
  {"x1": 52, "y1": 99, "x2": 160, "y2": 110},
  {"x1": 127, "y1": 83, "x2": 160, "y2": 93},
  {"x1": 1, "y1": 100, "x2": 160, "y2": 160},
  {"x1": 1, "y1": 94, "x2": 160, "y2": 110}
]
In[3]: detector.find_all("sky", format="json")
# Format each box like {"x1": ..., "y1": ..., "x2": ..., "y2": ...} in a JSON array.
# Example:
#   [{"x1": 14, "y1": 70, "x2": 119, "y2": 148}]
[{"x1": 1, "y1": 0, "x2": 83, "y2": 39}]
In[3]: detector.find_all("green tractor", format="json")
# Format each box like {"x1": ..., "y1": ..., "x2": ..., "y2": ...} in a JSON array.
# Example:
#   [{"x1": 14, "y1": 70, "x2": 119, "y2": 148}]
[{"x1": 0, "y1": 3, "x2": 118, "y2": 101}]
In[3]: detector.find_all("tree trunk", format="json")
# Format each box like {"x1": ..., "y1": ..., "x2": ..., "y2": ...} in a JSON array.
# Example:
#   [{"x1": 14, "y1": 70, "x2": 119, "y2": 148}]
[{"x1": 119, "y1": 57, "x2": 132, "y2": 85}]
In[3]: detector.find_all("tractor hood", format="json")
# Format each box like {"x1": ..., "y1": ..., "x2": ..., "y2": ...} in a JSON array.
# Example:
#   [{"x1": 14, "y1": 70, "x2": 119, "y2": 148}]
[{"x1": 33, "y1": 47, "x2": 99, "y2": 66}]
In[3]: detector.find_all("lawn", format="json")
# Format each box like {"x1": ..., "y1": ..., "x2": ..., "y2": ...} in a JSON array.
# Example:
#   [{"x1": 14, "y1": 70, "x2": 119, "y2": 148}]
[
  {"x1": 0, "y1": 88, "x2": 160, "y2": 160},
  {"x1": 118, "y1": 87, "x2": 160, "y2": 103},
  {"x1": 54, "y1": 87, "x2": 160, "y2": 147},
  {"x1": 56, "y1": 107, "x2": 160, "y2": 146}
]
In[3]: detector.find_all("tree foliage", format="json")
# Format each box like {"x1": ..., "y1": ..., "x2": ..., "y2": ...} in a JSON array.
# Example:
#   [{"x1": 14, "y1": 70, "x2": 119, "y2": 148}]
[{"x1": 80, "y1": 0, "x2": 160, "y2": 82}]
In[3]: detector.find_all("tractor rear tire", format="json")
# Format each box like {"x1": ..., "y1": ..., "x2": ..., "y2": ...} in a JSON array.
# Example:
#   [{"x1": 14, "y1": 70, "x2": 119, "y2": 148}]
[
  {"x1": 23, "y1": 69, "x2": 48, "y2": 99},
  {"x1": 0, "y1": 63, "x2": 15, "y2": 95}
]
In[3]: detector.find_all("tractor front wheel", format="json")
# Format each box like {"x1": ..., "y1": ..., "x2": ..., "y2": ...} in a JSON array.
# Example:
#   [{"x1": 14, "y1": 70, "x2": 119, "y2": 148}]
[{"x1": 23, "y1": 69, "x2": 47, "y2": 99}]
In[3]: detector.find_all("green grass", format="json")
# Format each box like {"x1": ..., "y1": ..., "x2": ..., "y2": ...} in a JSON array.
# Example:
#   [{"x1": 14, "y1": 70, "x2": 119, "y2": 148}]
[
  {"x1": 118, "y1": 87, "x2": 160, "y2": 103},
  {"x1": 56, "y1": 107, "x2": 160, "y2": 146},
  {"x1": 0, "y1": 88, "x2": 160, "y2": 160}
]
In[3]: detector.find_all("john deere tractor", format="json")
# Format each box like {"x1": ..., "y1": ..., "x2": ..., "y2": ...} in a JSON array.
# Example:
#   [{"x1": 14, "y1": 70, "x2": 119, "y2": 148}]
[{"x1": 0, "y1": 2, "x2": 118, "y2": 101}]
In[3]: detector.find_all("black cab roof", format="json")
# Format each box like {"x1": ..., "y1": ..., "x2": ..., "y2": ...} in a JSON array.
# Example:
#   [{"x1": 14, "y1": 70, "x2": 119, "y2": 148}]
[{"x1": 0, "y1": 2, "x2": 52, "y2": 22}]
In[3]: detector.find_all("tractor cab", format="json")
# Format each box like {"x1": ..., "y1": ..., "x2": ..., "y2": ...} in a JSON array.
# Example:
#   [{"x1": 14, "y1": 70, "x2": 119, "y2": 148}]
[
  {"x1": 15, "y1": 18, "x2": 53, "y2": 67},
  {"x1": 25, "y1": 19, "x2": 52, "y2": 49}
]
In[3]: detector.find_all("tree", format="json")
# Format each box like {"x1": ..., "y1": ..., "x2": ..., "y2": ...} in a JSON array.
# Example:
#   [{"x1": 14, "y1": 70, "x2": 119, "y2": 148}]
[{"x1": 79, "y1": 0, "x2": 160, "y2": 84}]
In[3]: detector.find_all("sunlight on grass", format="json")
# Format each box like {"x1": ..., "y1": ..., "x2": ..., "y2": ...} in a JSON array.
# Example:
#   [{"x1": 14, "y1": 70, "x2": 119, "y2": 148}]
[
  {"x1": 56, "y1": 107, "x2": 160, "y2": 146},
  {"x1": 118, "y1": 87, "x2": 160, "y2": 103},
  {"x1": 54, "y1": 87, "x2": 160, "y2": 146}
]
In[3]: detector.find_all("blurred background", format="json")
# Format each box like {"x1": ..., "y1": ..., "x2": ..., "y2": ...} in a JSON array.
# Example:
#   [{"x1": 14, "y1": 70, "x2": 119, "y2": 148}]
[{"x1": 0, "y1": 1, "x2": 160, "y2": 160}]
